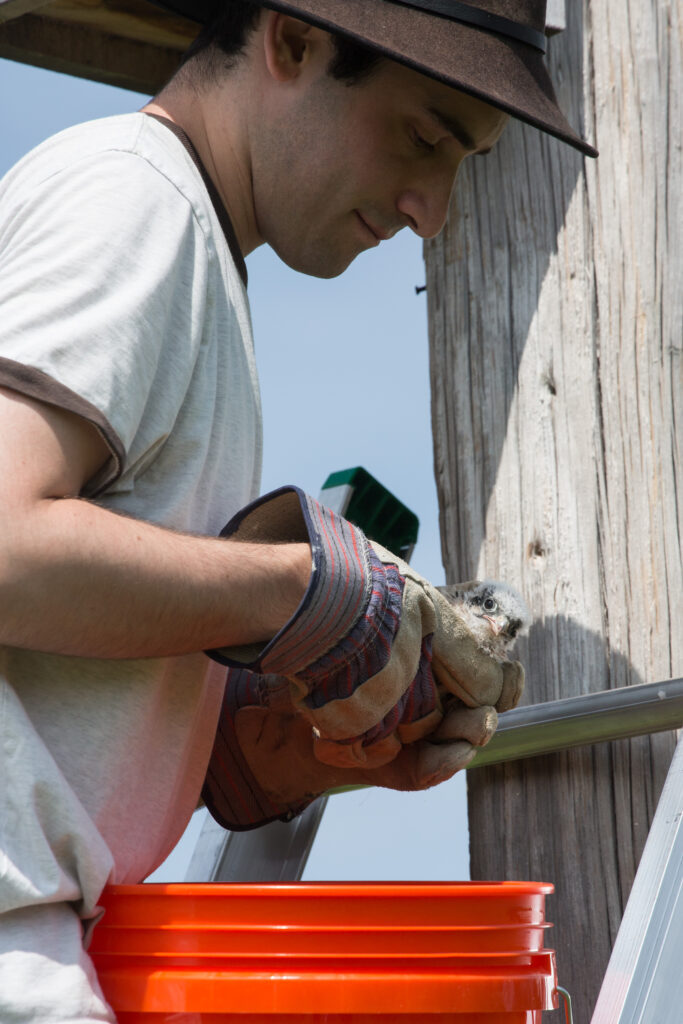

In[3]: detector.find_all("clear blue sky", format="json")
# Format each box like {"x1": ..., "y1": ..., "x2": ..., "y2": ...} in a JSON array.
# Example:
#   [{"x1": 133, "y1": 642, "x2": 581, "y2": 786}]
[{"x1": 0, "y1": 56, "x2": 471, "y2": 881}]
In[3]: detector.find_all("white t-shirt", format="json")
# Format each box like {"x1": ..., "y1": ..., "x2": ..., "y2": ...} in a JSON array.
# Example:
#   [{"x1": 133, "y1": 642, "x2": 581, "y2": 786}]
[{"x1": 0, "y1": 113, "x2": 262, "y2": 918}]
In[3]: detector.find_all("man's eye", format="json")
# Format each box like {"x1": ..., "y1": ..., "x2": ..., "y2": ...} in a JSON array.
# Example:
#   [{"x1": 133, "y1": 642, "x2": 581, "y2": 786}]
[{"x1": 412, "y1": 129, "x2": 435, "y2": 152}]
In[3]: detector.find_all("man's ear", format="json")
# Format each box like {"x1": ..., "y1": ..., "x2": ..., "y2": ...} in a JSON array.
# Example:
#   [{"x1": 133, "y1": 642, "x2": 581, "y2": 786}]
[{"x1": 262, "y1": 12, "x2": 321, "y2": 82}]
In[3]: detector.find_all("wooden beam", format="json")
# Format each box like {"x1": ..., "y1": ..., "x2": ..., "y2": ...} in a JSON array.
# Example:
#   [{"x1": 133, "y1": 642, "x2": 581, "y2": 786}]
[
  {"x1": 0, "y1": 13, "x2": 182, "y2": 93},
  {"x1": 43, "y1": 0, "x2": 197, "y2": 50},
  {"x1": 0, "y1": 0, "x2": 52, "y2": 24}
]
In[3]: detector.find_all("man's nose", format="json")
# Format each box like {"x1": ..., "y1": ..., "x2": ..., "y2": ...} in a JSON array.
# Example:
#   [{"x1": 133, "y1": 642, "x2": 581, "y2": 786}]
[{"x1": 396, "y1": 160, "x2": 462, "y2": 239}]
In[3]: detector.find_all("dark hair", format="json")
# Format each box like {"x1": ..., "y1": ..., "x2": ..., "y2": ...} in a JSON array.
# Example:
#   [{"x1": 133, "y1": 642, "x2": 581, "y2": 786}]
[{"x1": 179, "y1": 0, "x2": 382, "y2": 85}]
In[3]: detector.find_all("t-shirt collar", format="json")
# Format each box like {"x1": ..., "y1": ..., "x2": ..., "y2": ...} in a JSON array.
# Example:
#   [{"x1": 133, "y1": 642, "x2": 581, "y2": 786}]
[{"x1": 145, "y1": 112, "x2": 248, "y2": 288}]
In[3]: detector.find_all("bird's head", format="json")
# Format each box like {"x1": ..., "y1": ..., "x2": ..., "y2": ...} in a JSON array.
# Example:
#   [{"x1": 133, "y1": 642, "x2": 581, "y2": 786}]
[
  {"x1": 466, "y1": 581, "x2": 530, "y2": 646},
  {"x1": 439, "y1": 579, "x2": 531, "y2": 657}
]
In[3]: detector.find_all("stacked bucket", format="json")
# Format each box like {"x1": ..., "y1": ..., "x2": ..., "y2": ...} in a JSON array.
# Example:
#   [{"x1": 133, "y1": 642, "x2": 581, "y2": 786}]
[{"x1": 90, "y1": 881, "x2": 560, "y2": 1023}]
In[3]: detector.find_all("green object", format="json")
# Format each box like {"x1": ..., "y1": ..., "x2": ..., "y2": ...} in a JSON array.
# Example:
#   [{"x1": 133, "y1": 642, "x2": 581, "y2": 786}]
[{"x1": 321, "y1": 467, "x2": 419, "y2": 562}]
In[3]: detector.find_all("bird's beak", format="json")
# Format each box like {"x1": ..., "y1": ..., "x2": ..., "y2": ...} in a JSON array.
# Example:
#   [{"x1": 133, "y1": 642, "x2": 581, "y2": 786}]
[{"x1": 483, "y1": 615, "x2": 502, "y2": 635}]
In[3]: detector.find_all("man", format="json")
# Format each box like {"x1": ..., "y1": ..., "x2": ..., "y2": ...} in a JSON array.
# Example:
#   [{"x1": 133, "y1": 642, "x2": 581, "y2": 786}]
[{"x1": 0, "y1": 1, "x2": 595, "y2": 1021}]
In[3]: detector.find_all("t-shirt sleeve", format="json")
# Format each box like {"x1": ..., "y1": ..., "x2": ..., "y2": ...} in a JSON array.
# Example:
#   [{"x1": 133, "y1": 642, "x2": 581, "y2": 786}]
[{"x1": 0, "y1": 148, "x2": 210, "y2": 496}]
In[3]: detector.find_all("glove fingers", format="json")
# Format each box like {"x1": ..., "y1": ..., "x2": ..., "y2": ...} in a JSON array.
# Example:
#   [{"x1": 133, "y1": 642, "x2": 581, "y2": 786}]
[
  {"x1": 313, "y1": 732, "x2": 401, "y2": 769},
  {"x1": 433, "y1": 704, "x2": 498, "y2": 747},
  {"x1": 432, "y1": 643, "x2": 505, "y2": 709},
  {"x1": 496, "y1": 660, "x2": 525, "y2": 712},
  {"x1": 359, "y1": 737, "x2": 476, "y2": 791},
  {"x1": 416, "y1": 740, "x2": 478, "y2": 788}
]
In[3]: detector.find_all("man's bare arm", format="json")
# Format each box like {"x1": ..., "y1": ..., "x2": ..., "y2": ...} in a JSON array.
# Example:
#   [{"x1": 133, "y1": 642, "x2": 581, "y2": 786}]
[{"x1": 0, "y1": 388, "x2": 310, "y2": 658}]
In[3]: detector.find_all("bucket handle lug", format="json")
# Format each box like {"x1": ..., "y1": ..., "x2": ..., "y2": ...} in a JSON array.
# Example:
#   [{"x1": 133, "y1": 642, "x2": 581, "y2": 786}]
[{"x1": 556, "y1": 985, "x2": 574, "y2": 1024}]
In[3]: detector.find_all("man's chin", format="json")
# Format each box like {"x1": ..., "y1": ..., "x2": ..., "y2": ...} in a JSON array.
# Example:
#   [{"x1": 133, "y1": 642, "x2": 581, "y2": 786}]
[{"x1": 271, "y1": 242, "x2": 364, "y2": 280}]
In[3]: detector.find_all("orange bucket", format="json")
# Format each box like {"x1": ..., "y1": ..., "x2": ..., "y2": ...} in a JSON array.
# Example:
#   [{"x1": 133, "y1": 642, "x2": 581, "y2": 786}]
[{"x1": 90, "y1": 882, "x2": 560, "y2": 1023}]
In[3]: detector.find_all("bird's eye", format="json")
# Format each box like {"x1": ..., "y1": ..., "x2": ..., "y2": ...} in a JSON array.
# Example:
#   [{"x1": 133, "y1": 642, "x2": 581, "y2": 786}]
[{"x1": 483, "y1": 597, "x2": 497, "y2": 612}]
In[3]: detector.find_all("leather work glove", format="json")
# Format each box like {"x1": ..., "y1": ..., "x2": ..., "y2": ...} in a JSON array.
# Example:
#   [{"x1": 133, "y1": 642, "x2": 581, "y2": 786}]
[
  {"x1": 204, "y1": 487, "x2": 524, "y2": 829},
  {"x1": 202, "y1": 665, "x2": 503, "y2": 831},
  {"x1": 208, "y1": 487, "x2": 523, "y2": 766}
]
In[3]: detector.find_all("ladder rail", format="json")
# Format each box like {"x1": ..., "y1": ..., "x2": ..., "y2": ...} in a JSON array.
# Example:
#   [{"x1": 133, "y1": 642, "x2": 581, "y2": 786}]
[{"x1": 590, "y1": 731, "x2": 683, "y2": 1023}]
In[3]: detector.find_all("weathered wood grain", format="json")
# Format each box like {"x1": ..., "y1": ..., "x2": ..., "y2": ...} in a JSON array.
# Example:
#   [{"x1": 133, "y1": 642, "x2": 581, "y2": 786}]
[{"x1": 425, "y1": 0, "x2": 681, "y2": 1018}]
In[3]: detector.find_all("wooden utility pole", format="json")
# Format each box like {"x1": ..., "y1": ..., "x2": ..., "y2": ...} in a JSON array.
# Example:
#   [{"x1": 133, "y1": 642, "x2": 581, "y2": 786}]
[{"x1": 425, "y1": 1, "x2": 682, "y2": 1019}]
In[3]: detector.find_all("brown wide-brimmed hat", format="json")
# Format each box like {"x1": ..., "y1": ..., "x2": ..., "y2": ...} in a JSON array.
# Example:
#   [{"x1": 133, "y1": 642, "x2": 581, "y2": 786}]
[{"x1": 153, "y1": 0, "x2": 597, "y2": 156}]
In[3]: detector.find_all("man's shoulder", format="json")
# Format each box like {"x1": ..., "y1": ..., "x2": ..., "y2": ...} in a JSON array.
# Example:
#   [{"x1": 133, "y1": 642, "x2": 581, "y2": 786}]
[
  {"x1": 4, "y1": 113, "x2": 189, "y2": 189},
  {"x1": 0, "y1": 112, "x2": 221, "y2": 251},
  {"x1": 1, "y1": 112, "x2": 245, "y2": 293}
]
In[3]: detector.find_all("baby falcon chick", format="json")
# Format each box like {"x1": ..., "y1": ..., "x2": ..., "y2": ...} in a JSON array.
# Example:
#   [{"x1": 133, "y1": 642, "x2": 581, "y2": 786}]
[{"x1": 438, "y1": 580, "x2": 531, "y2": 661}]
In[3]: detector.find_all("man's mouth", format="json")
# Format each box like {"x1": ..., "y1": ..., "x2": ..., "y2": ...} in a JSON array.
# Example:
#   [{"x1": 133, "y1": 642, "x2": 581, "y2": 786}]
[{"x1": 356, "y1": 212, "x2": 392, "y2": 243}]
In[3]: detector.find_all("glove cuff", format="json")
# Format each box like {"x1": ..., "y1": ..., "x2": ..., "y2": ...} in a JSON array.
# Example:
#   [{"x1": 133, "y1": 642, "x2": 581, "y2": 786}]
[{"x1": 207, "y1": 486, "x2": 372, "y2": 674}]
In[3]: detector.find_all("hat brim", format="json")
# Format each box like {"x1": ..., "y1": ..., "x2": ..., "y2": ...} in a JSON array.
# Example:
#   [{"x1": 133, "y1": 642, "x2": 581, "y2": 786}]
[{"x1": 152, "y1": 0, "x2": 597, "y2": 157}]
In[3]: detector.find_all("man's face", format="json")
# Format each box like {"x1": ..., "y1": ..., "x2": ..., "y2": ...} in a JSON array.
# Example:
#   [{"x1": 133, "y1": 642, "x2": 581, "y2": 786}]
[{"x1": 250, "y1": 44, "x2": 508, "y2": 278}]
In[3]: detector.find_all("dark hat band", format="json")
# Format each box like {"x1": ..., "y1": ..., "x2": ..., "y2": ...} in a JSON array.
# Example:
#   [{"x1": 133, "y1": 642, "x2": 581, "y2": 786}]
[{"x1": 392, "y1": 0, "x2": 547, "y2": 53}]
